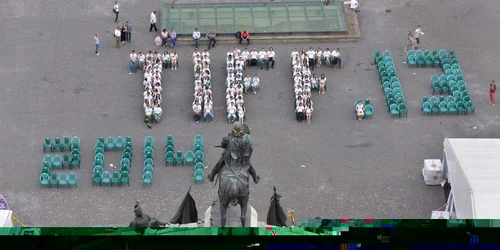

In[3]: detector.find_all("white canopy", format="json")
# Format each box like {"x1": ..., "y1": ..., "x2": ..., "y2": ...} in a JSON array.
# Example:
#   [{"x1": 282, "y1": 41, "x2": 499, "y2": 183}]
[{"x1": 444, "y1": 138, "x2": 500, "y2": 219}]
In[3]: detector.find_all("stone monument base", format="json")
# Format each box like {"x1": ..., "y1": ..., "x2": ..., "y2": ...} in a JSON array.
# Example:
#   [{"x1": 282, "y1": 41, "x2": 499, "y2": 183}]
[{"x1": 204, "y1": 201, "x2": 257, "y2": 227}]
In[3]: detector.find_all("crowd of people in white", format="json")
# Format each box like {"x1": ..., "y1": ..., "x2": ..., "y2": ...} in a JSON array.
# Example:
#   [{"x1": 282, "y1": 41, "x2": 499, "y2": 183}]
[
  {"x1": 225, "y1": 47, "x2": 247, "y2": 123},
  {"x1": 192, "y1": 49, "x2": 213, "y2": 123},
  {"x1": 291, "y1": 48, "x2": 330, "y2": 124},
  {"x1": 139, "y1": 50, "x2": 166, "y2": 129}
]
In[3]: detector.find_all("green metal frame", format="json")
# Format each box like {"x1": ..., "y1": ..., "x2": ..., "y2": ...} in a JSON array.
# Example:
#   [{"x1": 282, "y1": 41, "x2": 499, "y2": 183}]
[{"x1": 161, "y1": 2, "x2": 346, "y2": 35}]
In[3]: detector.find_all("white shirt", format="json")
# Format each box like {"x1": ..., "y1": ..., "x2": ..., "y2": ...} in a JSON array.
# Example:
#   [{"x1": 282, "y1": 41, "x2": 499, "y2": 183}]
[
  {"x1": 193, "y1": 31, "x2": 201, "y2": 39},
  {"x1": 150, "y1": 12, "x2": 157, "y2": 24},
  {"x1": 227, "y1": 106, "x2": 236, "y2": 114},
  {"x1": 415, "y1": 28, "x2": 421, "y2": 38},
  {"x1": 307, "y1": 51, "x2": 315, "y2": 59},
  {"x1": 242, "y1": 51, "x2": 250, "y2": 59},
  {"x1": 267, "y1": 51, "x2": 275, "y2": 58},
  {"x1": 193, "y1": 104, "x2": 202, "y2": 113},
  {"x1": 350, "y1": 0, "x2": 359, "y2": 9},
  {"x1": 291, "y1": 51, "x2": 299, "y2": 58},
  {"x1": 252, "y1": 77, "x2": 259, "y2": 85},
  {"x1": 130, "y1": 53, "x2": 137, "y2": 61},
  {"x1": 244, "y1": 77, "x2": 251, "y2": 86},
  {"x1": 202, "y1": 51, "x2": 210, "y2": 58},
  {"x1": 139, "y1": 54, "x2": 145, "y2": 62},
  {"x1": 145, "y1": 107, "x2": 153, "y2": 115},
  {"x1": 356, "y1": 104, "x2": 364, "y2": 112},
  {"x1": 316, "y1": 51, "x2": 322, "y2": 57},
  {"x1": 204, "y1": 104, "x2": 212, "y2": 114},
  {"x1": 162, "y1": 54, "x2": 170, "y2": 61},
  {"x1": 154, "y1": 106, "x2": 162, "y2": 115},
  {"x1": 114, "y1": 29, "x2": 121, "y2": 37},
  {"x1": 114, "y1": 3, "x2": 119, "y2": 12},
  {"x1": 258, "y1": 51, "x2": 267, "y2": 59},
  {"x1": 250, "y1": 51, "x2": 258, "y2": 59},
  {"x1": 332, "y1": 50, "x2": 340, "y2": 57},
  {"x1": 323, "y1": 51, "x2": 331, "y2": 58},
  {"x1": 170, "y1": 53, "x2": 177, "y2": 60},
  {"x1": 161, "y1": 31, "x2": 168, "y2": 38},
  {"x1": 296, "y1": 106, "x2": 304, "y2": 112},
  {"x1": 233, "y1": 49, "x2": 241, "y2": 57}
]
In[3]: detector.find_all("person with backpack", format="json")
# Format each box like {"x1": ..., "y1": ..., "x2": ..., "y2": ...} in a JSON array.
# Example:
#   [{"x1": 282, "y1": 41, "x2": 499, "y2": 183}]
[{"x1": 239, "y1": 31, "x2": 250, "y2": 45}]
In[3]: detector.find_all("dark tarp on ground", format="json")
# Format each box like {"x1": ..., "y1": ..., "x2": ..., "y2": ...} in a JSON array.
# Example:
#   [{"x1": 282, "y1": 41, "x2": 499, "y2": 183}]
[
  {"x1": 266, "y1": 186, "x2": 287, "y2": 227},
  {"x1": 169, "y1": 187, "x2": 198, "y2": 224}
]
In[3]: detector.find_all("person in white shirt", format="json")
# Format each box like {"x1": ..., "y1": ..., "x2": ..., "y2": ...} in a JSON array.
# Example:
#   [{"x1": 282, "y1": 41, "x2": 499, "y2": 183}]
[
  {"x1": 170, "y1": 50, "x2": 178, "y2": 70},
  {"x1": 331, "y1": 48, "x2": 342, "y2": 69},
  {"x1": 154, "y1": 104, "x2": 162, "y2": 123},
  {"x1": 238, "y1": 103, "x2": 245, "y2": 122},
  {"x1": 138, "y1": 52, "x2": 145, "y2": 71},
  {"x1": 250, "y1": 48, "x2": 259, "y2": 68},
  {"x1": 144, "y1": 103, "x2": 153, "y2": 128},
  {"x1": 193, "y1": 49, "x2": 201, "y2": 59},
  {"x1": 202, "y1": 55, "x2": 210, "y2": 65},
  {"x1": 154, "y1": 82, "x2": 163, "y2": 93},
  {"x1": 258, "y1": 48, "x2": 267, "y2": 70},
  {"x1": 114, "y1": 26, "x2": 121, "y2": 48},
  {"x1": 233, "y1": 47, "x2": 241, "y2": 58},
  {"x1": 315, "y1": 48, "x2": 323, "y2": 68},
  {"x1": 306, "y1": 47, "x2": 316, "y2": 70},
  {"x1": 227, "y1": 103, "x2": 237, "y2": 123},
  {"x1": 349, "y1": 0, "x2": 360, "y2": 12},
  {"x1": 241, "y1": 48, "x2": 250, "y2": 66},
  {"x1": 415, "y1": 25, "x2": 423, "y2": 45},
  {"x1": 146, "y1": 51, "x2": 153, "y2": 61},
  {"x1": 266, "y1": 47, "x2": 275, "y2": 70},
  {"x1": 243, "y1": 73, "x2": 252, "y2": 94},
  {"x1": 193, "y1": 101, "x2": 202, "y2": 123},
  {"x1": 252, "y1": 74, "x2": 260, "y2": 94},
  {"x1": 161, "y1": 29, "x2": 169, "y2": 47},
  {"x1": 150, "y1": 11, "x2": 158, "y2": 32},
  {"x1": 129, "y1": 50, "x2": 138, "y2": 74},
  {"x1": 319, "y1": 73, "x2": 327, "y2": 94},
  {"x1": 192, "y1": 28, "x2": 201, "y2": 48},
  {"x1": 323, "y1": 48, "x2": 332, "y2": 67},
  {"x1": 162, "y1": 51, "x2": 170, "y2": 68},
  {"x1": 202, "y1": 49, "x2": 210, "y2": 58},
  {"x1": 291, "y1": 48, "x2": 299, "y2": 60},
  {"x1": 311, "y1": 73, "x2": 318, "y2": 91},
  {"x1": 113, "y1": 1, "x2": 120, "y2": 23},
  {"x1": 356, "y1": 101, "x2": 365, "y2": 120},
  {"x1": 305, "y1": 102, "x2": 313, "y2": 124},
  {"x1": 204, "y1": 102, "x2": 213, "y2": 122},
  {"x1": 296, "y1": 103, "x2": 305, "y2": 122}
]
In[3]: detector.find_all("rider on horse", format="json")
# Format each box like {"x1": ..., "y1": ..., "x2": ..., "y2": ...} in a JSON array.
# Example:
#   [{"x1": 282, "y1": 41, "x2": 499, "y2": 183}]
[{"x1": 208, "y1": 121, "x2": 260, "y2": 184}]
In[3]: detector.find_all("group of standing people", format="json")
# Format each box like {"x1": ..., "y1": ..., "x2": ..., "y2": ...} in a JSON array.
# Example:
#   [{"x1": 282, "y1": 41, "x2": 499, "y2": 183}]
[{"x1": 113, "y1": 22, "x2": 132, "y2": 49}]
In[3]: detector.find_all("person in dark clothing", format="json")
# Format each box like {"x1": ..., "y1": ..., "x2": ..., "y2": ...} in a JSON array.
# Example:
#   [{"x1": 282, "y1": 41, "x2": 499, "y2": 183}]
[{"x1": 121, "y1": 24, "x2": 127, "y2": 45}]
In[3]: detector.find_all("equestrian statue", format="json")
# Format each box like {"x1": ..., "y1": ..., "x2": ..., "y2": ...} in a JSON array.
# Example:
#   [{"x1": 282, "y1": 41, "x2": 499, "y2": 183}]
[{"x1": 207, "y1": 121, "x2": 260, "y2": 227}]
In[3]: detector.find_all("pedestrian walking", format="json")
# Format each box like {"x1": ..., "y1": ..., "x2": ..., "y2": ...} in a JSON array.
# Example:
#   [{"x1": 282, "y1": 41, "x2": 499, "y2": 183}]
[
  {"x1": 114, "y1": 26, "x2": 121, "y2": 48},
  {"x1": 126, "y1": 21, "x2": 132, "y2": 43},
  {"x1": 150, "y1": 11, "x2": 158, "y2": 32},
  {"x1": 490, "y1": 81, "x2": 497, "y2": 106},
  {"x1": 207, "y1": 28, "x2": 216, "y2": 50},
  {"x1": 169, "y1": 28, "x2": 177, "y2": 48},
  {"x1": 192, "y1": 28, "x2": 200, "y2": 48},
  {"x1": 121, "y1": 24, "x2": 127, "y2": 45},
  {"x1": 113, "y1": 1, "x2": 119, "y2": 23},
  {"x1": 404, "y1": 31, "x2": 417, "y2": 52},
  {"x1": 129, "y1": 50, "x2": 138, "y2": 74},
  {"x1": 415, "y1": 25, "x2": 424, "y2": 45},
  {"x1": 94, "y1": 32, "x2": 100, "y2": 55}
]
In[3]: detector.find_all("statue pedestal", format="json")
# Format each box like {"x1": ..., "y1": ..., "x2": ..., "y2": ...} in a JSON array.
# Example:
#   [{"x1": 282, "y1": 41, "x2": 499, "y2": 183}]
[{"x1": 205, "y1": 201, "x2": 257, "y2": 227}]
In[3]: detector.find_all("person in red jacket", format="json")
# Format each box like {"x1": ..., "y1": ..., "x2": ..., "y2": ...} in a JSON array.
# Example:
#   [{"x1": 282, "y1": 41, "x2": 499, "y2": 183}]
[
  {"x1": 240, "y1": 31, "x2": 250, "y2": 45},
  {"x1": 490, "y1": 80, "x2": 497, "y2": 106}
]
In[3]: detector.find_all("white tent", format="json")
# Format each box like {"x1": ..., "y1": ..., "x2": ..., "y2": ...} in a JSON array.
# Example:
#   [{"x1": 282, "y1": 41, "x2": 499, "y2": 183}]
[{"x1": 443, "y1": 138, "x2": 500, "y2": 219}]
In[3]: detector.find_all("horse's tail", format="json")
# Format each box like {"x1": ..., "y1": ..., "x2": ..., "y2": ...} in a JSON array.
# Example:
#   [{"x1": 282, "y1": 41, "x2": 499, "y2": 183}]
[{"x1": 228, "y1": 178, "x2": 240, "y2": 206}]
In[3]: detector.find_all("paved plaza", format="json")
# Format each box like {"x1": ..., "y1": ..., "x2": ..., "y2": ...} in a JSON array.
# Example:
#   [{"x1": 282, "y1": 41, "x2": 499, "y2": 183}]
[{"x1": 1, "y1": 0, "x2": 500, "y2": 226}]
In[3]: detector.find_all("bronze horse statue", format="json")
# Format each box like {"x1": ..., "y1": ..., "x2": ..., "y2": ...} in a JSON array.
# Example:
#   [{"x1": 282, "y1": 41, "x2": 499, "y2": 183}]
[{"x1": 208, "y1": 122, "x2": 260, "y2": 227}]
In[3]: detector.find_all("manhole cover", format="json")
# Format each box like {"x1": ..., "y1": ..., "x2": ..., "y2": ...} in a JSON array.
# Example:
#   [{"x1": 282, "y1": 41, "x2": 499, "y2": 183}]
[{"x1": 385, "y1": 9, "x2": 392, "y2": 13}]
